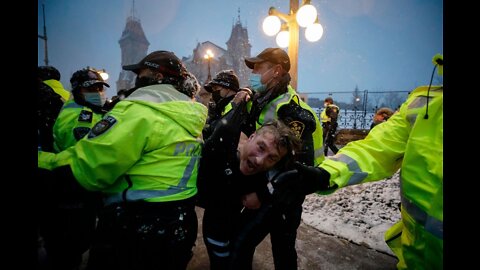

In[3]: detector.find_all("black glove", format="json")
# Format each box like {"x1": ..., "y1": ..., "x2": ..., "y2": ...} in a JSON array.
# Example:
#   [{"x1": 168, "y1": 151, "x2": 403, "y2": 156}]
[
  {"x1": 270, "y1": 162, "x2": 331, "y2": 209},
  {"x1": 270, "y1": 169, "x2": 303, "y2": 210},
  {"x1": 293, "y1": 162, "x2": 331, "y2": 194}
]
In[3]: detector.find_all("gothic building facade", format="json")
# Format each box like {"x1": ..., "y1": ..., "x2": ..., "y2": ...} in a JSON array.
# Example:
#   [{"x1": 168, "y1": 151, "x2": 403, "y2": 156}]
[
  {"x1": 183, "y1": 14, "x2": 252, "y2": 87},
  {"x1": 116, "y1": 10, "x2": 252, "y2": 93}
]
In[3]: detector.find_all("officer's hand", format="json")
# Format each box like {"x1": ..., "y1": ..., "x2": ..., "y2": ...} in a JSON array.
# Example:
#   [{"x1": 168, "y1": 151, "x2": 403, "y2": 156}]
[
  {"x1": 270, "y1": 169, "x2": 304, "y2": 210},
  {"x1": 270, "y1": 162, "x2": 332, "y2": 210},
  {"x1": 242, "y1": 192, "x2": 261, "y2": 209},
  {"x1": 239, "y1": 87, "x2": 252, "y2": 97},
  {"x1": 233, "y1": 88, "x2": 252, "y2": 104},
  {"x1": 292, "y1": 161, "x2": 332, "y2": 193},
  {"x1": 271, "y1": 169, "x2": 299, "y2": 193}
]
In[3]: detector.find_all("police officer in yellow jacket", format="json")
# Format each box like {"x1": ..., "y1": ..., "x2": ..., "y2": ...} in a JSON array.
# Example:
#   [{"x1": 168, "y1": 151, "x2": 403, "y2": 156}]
[
  {"x1": 271, "y1": 53, "x2": 444, "y2": 269},
  {"x1": 39, "y1": 67, "x2": 110, "y2": 270},
  {"x1": 38, "y1": 50, "x2": 207, "y2": 270},
  {"x1": 231, "y1": 47, "x2": 324, "y2": 270},
  {"x1": 242, "y1": 48, "x2": 324, "y2": 166},
  {"x1": 320, "y1": 96, "x2": 340, "y2": 156},
  {"x1": 53, "y1": 67, "x2": 110, "y2": 151}
]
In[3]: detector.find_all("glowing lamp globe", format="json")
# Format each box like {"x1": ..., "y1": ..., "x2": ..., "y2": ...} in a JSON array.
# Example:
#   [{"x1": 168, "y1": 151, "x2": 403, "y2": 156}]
[
  {"x1": 99, "y1": 71, "x2": 109, "y2": 81},
  {"x1": 305, "y1": 22, "x2": 324, "y2": 42},
  {"x1": 276, "y1": 30, "x2": 290, "y2": 48},
  {"x1": 263, "y1": 15, "x2": 281, "y2": 36},
  {"x1": 296, "y1": 4, "x2": 317, "y2": 27}
]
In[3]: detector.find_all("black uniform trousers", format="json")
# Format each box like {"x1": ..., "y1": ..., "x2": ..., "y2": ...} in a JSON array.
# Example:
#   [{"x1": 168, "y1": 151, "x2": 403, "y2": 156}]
[
  {"x1": 86, "y1": 198, "x2": 197, "y2": 270},
  {"x1": 229, "y1": 200, "x2": 304, "y2": 270},
  {"x1": 39, "y1": 204, "x2": 97, "y2": 270},
  {"x1": 322, "y1": 122, "x2": 339, "y2": 156},
  {"x1": 36, "y1": 169, "x2": 99, "y2": 270},
  {"x1": 203, "y1": 204, "x2": 243, "y2": 270}
]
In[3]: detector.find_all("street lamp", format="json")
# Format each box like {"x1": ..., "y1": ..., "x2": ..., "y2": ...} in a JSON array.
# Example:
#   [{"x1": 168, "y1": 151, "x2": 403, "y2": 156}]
[
  {"x1": 38, "y1": 3, "x2": 49, "y2": 66},
  {"x1": 204, "y1": 49, "x2": 214, "y2": 83},
  {"x1": 262, "y1": 0, "x2": 324, "y2": 90}
]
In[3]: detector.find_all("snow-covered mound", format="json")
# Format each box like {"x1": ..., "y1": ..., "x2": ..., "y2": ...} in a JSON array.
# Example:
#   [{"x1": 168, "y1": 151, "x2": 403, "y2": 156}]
[{"x1": 302, "y1": 172, "x2": 401, "y2": 254}]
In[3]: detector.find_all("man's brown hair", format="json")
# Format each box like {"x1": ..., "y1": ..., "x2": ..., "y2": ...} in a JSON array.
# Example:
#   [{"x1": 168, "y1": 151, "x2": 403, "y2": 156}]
[
  {"x1": 376, "y1": 107, "x2": 394, "y2": 121},
  {"x1": 256, "y1": 119, "x2": 302, "y2": 168}
]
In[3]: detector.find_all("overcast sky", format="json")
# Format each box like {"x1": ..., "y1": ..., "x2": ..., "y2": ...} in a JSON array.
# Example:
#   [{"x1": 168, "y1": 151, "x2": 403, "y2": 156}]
[{"x1": 37, "y1": 0, "x2": 443, "y2": 99}]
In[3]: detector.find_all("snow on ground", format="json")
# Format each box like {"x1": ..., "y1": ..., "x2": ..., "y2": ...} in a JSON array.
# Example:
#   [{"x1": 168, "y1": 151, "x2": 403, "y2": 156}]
[{"x1": 301, "y1": 171, "x2": 401, "y2": 255}]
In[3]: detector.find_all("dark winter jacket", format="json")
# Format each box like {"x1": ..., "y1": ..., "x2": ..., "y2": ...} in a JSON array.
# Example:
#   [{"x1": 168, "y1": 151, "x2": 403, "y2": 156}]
[
  {"x1": 38, "y1": 80, "x2": 64, "y2": 152},
  {"x1": 196, "y1": 99, "x2": 268, "y2": 210},
  {"x1": 202, "y1": 94, "x2": 235, "y2": 141}
]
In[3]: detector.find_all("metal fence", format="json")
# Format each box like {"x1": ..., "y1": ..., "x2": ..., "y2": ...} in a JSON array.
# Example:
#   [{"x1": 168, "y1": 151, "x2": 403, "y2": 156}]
[
  {"x1": 311, "y1": 107, "x2": 376, "y2": 129},
  {"x1": 305, "y1": 90, "x2": 410, "y2": 130}
]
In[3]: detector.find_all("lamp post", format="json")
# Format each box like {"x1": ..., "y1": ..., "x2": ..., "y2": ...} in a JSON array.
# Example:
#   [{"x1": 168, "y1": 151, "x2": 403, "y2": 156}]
[
  {"x1": 362, "y1": 89, "x2": 368, "y2": 127},
  {"x1": 262, "y1": 0, "x2": 324, "y2": 90},
  {"x1": 204, "y1": 49, "x2": 214, "y2": 83},
  {"x1": 38, "y1": 3, "x2": 49, "y2": 66}
]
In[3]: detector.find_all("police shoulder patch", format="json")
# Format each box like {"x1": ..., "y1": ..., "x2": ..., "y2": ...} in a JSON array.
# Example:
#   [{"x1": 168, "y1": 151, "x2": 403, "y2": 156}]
[
  {"x1": 88, "y1": 116, "x2": 117, "y2": 139},
  {"x1": 73, "y1": 127, "x2": 91, "y2": 141},
  {"x1": 78, "y1": 110, "x2": 93, "y2": 123},
  {"x1": 288, "y1": 120, "x2": 305, "y2": 138}
]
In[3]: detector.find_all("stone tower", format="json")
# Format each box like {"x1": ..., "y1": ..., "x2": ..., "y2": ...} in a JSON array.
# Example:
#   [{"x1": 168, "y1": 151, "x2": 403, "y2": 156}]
[
  {"x1": 116, "y1": 1, "x2": 149, "y2": 93},
  {"x1": 225, "y1": 8, "x2": 252, "y2": 86}
]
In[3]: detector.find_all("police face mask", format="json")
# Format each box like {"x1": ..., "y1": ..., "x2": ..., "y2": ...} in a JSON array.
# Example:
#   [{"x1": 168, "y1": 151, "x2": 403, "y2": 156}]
[
  {"x1": 248, "y1": 68, "x2": 274, "y2": 93},
  {"x1": 248, "y1": 73, "x2": 266, "y2": 93},
  {"x1": 84, "y1": 91, "x2": 107, "y2": 107},
  {"x1": 211, "y1": 90, "x2": 223, "y2": 104}
]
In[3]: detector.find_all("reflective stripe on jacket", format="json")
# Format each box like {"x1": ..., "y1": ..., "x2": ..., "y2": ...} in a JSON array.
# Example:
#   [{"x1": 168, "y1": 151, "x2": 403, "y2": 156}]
[
  {"x1": 320, "y1": 85, "x2": 443, "y2": 269},
  {"x1": 256, "y1": 85, "x2": 324, "y2": 166},
  {"x1": 53, "y1": 100, "x2": 104, "y2": 152},
  {"x1": 39, "y1": 84, "x2": 208, "y2": 203}
]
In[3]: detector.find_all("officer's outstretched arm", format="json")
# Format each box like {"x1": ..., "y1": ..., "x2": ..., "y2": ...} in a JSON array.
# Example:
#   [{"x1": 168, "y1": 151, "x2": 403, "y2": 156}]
[{"x1": 270, "y1": 162, "x2": 334, "y2": 209}]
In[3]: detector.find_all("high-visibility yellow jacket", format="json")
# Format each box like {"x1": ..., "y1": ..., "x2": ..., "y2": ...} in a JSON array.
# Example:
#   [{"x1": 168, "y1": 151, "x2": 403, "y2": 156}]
[
  {"x1": 320, "y1": 85, "x2": 443, "y2": 269},
  {"x1": 53, "y1": 100, "x2": 104, "y2": 152},
  {"x1": 223, "y1": 98, "x2": 252, "y2": 116},
  {"x1": 43, "y1": 79, "x2": 71, "y2": 102},
  {"x1": 39, "y1": 84, "x2": 208, "y2": 204},
  {"x1": 256, "y1": 85, "x2": 324, "y2": 166},
  {"x1": 320, "y1": 104, "x2": 339, "y2": 123}
]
